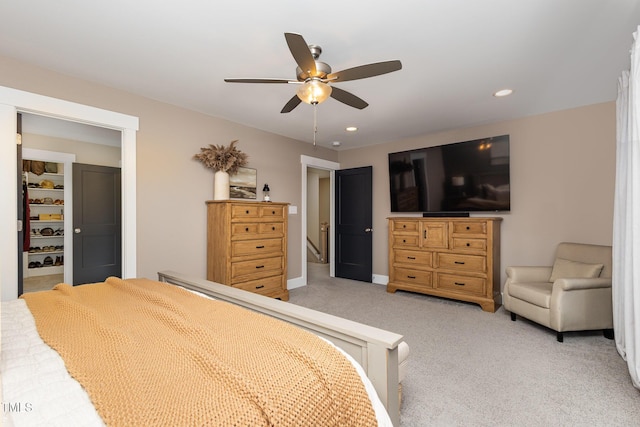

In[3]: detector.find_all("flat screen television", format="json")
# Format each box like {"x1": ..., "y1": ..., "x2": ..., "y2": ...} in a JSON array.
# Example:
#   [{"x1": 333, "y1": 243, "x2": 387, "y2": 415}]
[{"x1": 388, "y1": 135, "x2": 510, "y2": 213}]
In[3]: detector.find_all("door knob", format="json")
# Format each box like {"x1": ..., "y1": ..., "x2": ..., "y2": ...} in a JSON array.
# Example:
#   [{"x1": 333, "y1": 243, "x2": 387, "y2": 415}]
[
  {"x1": 74, "y1": 228, "x2": 82, "y2": 234},
  {"x1": 365, "y1": 228, "x2": 373, "y2": 233}
]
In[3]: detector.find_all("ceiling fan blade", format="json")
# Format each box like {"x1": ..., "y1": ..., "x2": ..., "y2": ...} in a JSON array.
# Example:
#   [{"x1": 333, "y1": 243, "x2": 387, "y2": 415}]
[
  {"x1": 281, "y1": 95, "x2": 302, "y2": 113},
  {"x1": 224, "y1": 78, "x2": 294, "y2": 84},
  {"x1": 284, "y1": 32, "x2": 317, "y2": 77},
  {"x1": 330, "y1": 86, "x2": 368, "y2": 110},
  {"x1": 327, "y1": 60, "x2": 402, "y2": 83}
]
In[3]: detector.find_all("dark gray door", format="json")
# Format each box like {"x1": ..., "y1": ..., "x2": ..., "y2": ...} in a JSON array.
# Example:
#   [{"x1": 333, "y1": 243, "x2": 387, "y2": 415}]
[
  {"x1": 335, "y1": 166, "x2": 373, "y2": 282},
  {"x1": 73, "y1": 163, "x2": 121, "y2": 285}
]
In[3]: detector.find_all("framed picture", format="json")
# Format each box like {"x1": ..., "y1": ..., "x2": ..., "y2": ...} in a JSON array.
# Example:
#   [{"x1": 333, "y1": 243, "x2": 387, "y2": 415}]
[{"x1": 230, "y1": 167, "x2": 257, "y2": 199}]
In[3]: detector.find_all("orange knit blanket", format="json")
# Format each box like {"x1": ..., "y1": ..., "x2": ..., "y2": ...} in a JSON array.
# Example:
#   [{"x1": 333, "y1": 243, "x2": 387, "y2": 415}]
[{"x1": 22, "y1": 277, "x2": 377, "y2": 426}]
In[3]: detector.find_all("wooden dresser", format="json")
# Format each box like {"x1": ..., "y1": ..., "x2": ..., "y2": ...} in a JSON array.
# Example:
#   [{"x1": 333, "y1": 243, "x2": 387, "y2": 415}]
[
  {"x1": 387, "y1": 217, "x2": 502, "y2": 312},
  {"x1": 206, "y1": 200, "x2": 289, "y2": 300}
]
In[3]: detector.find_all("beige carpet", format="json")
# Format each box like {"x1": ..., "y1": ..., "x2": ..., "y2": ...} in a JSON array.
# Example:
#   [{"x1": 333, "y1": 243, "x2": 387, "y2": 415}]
[{"x1": 289, "y1": 263, "x2": 640, "y2": 426}]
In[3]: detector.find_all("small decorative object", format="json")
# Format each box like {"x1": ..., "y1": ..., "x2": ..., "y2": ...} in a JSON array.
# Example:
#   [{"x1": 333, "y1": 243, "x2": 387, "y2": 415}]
[
  {"x1": 262, "y1": 184, "x2": 271, "y2": 202},
  {"x1": 194, "y1": 140, "x2": 248, "y2": 200}
]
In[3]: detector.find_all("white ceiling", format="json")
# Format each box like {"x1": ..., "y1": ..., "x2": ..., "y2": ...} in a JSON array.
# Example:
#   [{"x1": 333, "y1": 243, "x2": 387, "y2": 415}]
[{"x1": 2, "y1": 1, "x2": 639, "y2": 150}]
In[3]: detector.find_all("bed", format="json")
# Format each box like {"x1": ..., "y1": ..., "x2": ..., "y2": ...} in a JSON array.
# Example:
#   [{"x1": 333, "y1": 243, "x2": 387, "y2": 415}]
[{"x1": 1, "y1": 271, "x2": 404, "y2": 426}]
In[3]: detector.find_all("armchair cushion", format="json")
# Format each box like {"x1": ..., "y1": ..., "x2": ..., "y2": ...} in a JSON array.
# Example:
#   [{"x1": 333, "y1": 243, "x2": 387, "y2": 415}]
[
  {"x1": 508, "y1": 281, "x2": 553, "y2": 308},
  {"x1": 549, "y1": 258, "x2": 604, "y2": 282}
]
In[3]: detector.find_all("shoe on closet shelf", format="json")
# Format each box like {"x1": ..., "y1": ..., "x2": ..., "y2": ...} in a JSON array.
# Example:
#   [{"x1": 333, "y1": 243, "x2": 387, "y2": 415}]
[{"x1": 43, "y1": 256, "x2": 53, "y2": 266}]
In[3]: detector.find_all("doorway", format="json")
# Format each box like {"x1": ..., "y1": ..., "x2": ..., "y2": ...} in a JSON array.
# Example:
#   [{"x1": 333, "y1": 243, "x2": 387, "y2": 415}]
[
  {"x1": 300, "y1": 155, "x2": 339, "y2": 287},
  {"x1": 307, "y1": 167, "x2": 331, "y2": 282},
  {"x1": 19, "y1": 115, "x2": 122, "y2": 293},
  {"x1": 0, "y1": 85, "x2": 138, "y2": 301},
  {"x1": 21, "y1": 147, "x2": 75, "y2": 292}
]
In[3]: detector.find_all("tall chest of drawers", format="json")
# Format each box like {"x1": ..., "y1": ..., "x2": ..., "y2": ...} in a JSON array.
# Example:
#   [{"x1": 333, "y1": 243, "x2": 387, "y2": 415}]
[
  {"x1": 207, "y1": 200, "x2": 289, "y2": 301},
  {"x1": 387, "y1": 217, "x2": 502, "y2": 312}
]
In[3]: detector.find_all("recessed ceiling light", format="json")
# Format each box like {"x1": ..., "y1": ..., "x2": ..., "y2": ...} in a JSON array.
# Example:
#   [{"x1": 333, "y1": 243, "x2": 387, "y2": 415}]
[
  {"x1": 493, "y1": 89, "x2": 513, "y2": 97},
  {"x1": 345, "y1": 126, "x2": 358, "y2": 132},
  {"x1": 332, "y1": 141, "x2": 342, "y2": 147}
]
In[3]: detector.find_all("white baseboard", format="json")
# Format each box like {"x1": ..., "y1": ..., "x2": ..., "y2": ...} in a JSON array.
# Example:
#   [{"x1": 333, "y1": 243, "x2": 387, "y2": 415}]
[
  {"x1": 372, "y1": 274, "x2": 389, "y2": 286},
  {"x1": 287, "y1": 276, "x2": 305, "y2": 290}
]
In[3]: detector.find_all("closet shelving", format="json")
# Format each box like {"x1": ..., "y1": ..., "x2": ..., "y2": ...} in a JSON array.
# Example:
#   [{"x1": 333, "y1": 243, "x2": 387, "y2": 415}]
[{"x1": 24, "y1": 164, "x2": 65, "y2": 277}]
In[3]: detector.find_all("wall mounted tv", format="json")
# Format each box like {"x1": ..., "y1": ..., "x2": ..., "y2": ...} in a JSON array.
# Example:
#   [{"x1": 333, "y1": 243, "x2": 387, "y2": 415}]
[{"x1": 388, "y1": 135, "x2": 510, "y2": 214}]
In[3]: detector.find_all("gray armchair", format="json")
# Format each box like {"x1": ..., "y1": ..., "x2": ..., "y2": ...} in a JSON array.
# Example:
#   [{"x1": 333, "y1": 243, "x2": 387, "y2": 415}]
[{"x1": 503, "y1": 242, "x2": 613, "y2": 342}]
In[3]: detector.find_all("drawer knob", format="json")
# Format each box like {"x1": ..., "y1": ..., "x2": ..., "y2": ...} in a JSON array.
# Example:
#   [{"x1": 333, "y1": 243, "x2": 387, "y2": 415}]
[
  {"x1": 407, "y1": 275, "x2": 416, "y2": 279},
  {"x1": 403, "y1": 239, "x2": 406, "y2": 243},
  {"x1": 466, "y1": 226, "x2": 470, "y2": 230},
  {"x1": 256, "y1": 245, "x2": 265, "y2": 249},
  {"x1": 466, "y1": 243, "x2": 470, "y2": 247},
  {"x1": 246, "y1": 210, "x2": 249, "y2": 214},
  {"x1": 255, "y1": 285, "x2": 265, "y2": 289},
  {"x1": 407, "y1": 256, "x2": 416, "y2": 260},
  {"x1": 272, "y1": 226, "x2": 275, "y2": 231},
  {"x1": 403, "y1": 225, "x2": 406, "y2": 228},
  {"x1": 454, "y1": 282, "x2": 466, "y2": 286},
  {"x1": 256, "y1": 265, "x2": 265, "y2": 269},
  {"x1": 245, "y1": 227, "x2": 249, "y2": 232},
  {"x1": 454, "y1": 261, "x2": 466, "y2": 265},
  {"x1": 272, "y1": 210, "x2": 275, "y2": 215}
]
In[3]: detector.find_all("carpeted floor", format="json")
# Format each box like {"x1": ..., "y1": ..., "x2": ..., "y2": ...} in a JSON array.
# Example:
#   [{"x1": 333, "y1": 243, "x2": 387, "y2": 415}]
[{"x1": 289, "y1": 263, "x2": 640, "y2": 426}]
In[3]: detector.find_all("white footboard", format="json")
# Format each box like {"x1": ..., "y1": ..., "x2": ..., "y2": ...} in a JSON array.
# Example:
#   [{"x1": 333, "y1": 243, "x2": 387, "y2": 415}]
[{"x1": 157, "y1": 270, "x2": 403, "y2": 426}]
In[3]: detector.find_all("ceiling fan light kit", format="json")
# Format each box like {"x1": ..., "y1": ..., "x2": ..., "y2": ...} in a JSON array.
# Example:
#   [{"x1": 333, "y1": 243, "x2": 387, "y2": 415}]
[{"x1": 297, "y1": 79, "x2": 332, "y2": 105}]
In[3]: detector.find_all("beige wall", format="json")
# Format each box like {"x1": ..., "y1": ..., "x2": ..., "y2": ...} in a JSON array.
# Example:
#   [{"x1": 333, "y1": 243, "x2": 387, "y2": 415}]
[
  {"x1": 337, "y1": 102, "x2": 616, "y2": 287},
  {"x1": 1, "y1": 55, "x2": 338, "y2": 282},
  {"x1": 22, "y1": 133, "x2": 121, "y2": 168}
]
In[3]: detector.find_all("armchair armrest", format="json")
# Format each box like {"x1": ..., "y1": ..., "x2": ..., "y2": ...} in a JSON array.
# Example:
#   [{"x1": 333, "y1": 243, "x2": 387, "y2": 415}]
[
  {"x1": 553, "y1": 277, "x2": 612, "y2": 291},
  {"x1": 506, "y1": 266, "x2": 552, "y2": 283}
]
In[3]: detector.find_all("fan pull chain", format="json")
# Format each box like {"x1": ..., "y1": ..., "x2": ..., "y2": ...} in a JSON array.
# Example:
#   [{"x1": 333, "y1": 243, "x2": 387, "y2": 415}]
[{"x1": 313, "y1": 103, "x2": 318, "y2": 147}]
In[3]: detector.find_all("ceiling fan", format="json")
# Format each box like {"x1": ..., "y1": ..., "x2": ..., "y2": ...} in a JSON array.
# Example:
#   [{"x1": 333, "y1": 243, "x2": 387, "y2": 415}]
[{"x1": 224, "y1": 32, "x2": 402, "y2": 113}]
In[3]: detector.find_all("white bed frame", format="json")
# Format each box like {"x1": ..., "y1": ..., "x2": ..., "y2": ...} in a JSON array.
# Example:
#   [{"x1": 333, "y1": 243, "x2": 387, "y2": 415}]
[{"x1": 158, "y1": 271, "x2": 404, "y2": 426}]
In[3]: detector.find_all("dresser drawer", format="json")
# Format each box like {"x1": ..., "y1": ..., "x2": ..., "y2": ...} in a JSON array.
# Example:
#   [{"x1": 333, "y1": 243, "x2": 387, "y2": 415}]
[
  {"x1": 451, "y1": 237, "x2": 487, "y2": 251},
  {"x1": 393, "y1": 267, "x2": 432, "y2": 287},
  {"x1": 437, "y1": 273, "x2": 485, "y2": 295},
  {"x1": 231, "y1": 223, "x2": 259, "y2": 237},
  {"x1": 231, "y1": 204, "x2": 260, "y2": 219},
  {"x1": 437, "y1": 253, "x2": 486, "y2": 272},
  {"x1": 259, "y1": 205, "x2": 285, "y2": 218},
  {"x1": 394, "y1": 249, "x2": 432, "y2": 268},
  {"x1": 232, "y1": 275, "x2": 283, "y2": 295},
  {"x1": 452, "y1": 221, "x2": 487, "y2": 235},
  {"x1": 259, "y1": 222, "x2": 284, "y2": 236},
  {"x1": 393, "y1": 235, "x2": 420, "y2": 248},
  {"x1": 232, "y1": 239, "x2": 282, "y2": 257},
  {"x1": 231, "y1": 256, "x2": 283, "y2": 281},
  {"x1": 392, "y1": 221, "x2": 420, "y2": 233}
]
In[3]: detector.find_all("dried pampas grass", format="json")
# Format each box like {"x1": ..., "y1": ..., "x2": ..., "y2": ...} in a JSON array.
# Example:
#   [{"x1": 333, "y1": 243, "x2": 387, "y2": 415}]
[{"x1": 193, "y1": 140, "x2": 248, "y2": 174}]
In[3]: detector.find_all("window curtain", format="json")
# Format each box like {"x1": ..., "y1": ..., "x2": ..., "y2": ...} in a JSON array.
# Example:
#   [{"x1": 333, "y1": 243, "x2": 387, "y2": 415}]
[{"x1": 613, "y1": 25, "x2": 640, "y2": 390}]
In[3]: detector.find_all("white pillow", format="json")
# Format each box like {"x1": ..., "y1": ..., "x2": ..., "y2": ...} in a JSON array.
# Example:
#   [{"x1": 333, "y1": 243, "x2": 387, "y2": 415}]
[{"x1": 549, "y1": 258, "x2": 604, "y2": 282}]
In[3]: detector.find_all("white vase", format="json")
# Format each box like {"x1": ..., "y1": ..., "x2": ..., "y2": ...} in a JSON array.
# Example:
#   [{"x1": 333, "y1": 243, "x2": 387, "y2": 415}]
[{"x1": 213, "y1": 170, "x2": 230, "y2": 200}]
